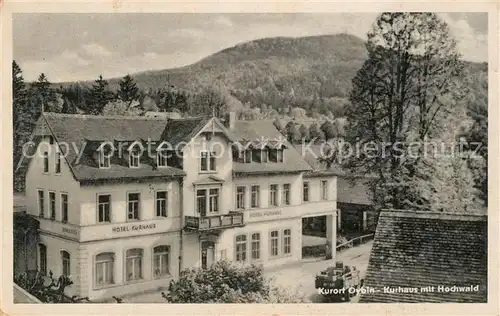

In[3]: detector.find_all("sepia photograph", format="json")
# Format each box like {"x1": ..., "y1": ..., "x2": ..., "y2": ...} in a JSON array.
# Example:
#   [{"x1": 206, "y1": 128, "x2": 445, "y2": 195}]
[{"x1": 1, "y1": 2, "x2": 497, "y2": 315}]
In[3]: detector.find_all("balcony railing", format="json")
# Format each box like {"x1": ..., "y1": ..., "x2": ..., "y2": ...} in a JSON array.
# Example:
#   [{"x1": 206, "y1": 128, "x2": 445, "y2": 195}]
[{"x1": 184, "y1": 212, "x2": 245, "y2": 232}]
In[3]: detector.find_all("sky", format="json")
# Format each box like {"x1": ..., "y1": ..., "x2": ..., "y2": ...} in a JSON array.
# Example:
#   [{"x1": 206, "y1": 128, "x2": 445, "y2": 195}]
[{"x1": 13, "y1": 13, "x2": 488, "y2": 82}]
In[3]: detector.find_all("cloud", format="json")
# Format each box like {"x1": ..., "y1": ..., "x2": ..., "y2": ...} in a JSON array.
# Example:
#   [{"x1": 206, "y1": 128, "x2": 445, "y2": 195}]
[
  {"x1": 81, "y1": 43, "x2": 113, "y2": 57},
  {"x1": 214, "y1": 15, "x2": 233, "y2": 27},
  {"x1": 439, "y1": 13, "x2": 488, "y2": 62}
]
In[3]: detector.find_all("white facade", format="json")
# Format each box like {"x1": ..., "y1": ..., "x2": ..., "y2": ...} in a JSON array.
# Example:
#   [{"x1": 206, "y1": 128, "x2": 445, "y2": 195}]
[{"x1": 24, "y1": 119, "x2": 337, "y2": 301}]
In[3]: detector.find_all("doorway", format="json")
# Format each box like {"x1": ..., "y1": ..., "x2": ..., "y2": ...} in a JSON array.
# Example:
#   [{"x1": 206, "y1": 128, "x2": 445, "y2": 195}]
[{"x1": 201, "y1": 241, "x2": 215, "y2": 269}]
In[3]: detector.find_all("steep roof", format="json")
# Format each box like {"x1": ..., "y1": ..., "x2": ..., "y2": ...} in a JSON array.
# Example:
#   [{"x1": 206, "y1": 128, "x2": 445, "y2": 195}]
[
  {"x1": 231, "y1": 120, "x2": 312, "y2": 174},
  {"x1": 29, "y1": 113, "x2": 196, "y2": 182},
  {"x1": 337, "y1": 177, "x2": 373, "y2": 205},
  {"x1": 359, "y1": 210, "x2": 487, "y2": 303}
]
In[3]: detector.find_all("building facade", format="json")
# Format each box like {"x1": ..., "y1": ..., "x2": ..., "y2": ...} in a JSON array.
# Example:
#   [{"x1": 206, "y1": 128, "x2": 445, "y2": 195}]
[{"x1": 20, "y1": 112, "x2": 337, "y2": 300}]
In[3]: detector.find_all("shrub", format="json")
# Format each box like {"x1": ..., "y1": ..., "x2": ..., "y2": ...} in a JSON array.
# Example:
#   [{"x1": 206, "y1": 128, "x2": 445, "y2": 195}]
[{"x1": 163, "y1": 260, "x2": 308, "y2": 303}]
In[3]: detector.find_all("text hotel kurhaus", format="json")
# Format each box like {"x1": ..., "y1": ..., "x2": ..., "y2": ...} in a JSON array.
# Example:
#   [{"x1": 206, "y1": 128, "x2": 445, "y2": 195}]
[{"x1": 22, "y1": 112, "x2": 338, "y2": 300}]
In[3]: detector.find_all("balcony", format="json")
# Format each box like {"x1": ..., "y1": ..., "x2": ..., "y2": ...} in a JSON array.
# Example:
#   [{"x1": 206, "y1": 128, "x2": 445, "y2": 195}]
[{"x1": 184, "y1": 212, "x2": 245, "y2": 232}]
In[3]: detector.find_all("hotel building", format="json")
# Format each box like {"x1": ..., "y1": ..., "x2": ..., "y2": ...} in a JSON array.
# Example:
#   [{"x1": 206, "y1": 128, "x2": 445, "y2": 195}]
[{"x1": 19, "y1": 112, "x2": 338, "y2": 300}]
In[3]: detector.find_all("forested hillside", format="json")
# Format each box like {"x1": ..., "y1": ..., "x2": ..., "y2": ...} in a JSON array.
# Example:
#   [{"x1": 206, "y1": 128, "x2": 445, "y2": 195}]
[{"x1": 13, "y1": 32, "x2": 488, "y2": 201}]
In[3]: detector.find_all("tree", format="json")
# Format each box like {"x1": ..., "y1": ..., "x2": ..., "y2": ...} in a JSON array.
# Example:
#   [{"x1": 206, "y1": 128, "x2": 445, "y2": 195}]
[
  {"x1": 163, "y1": 261, "x2": 307, "y2": 303},
  {"x1": 344, "y1": 13, "x2": 465, "y2": 211},
  {"x1": 88, "y1": 75, "x2": 112, "y2": 115},
  {"x1": 61, "y1": 97, "x2": 78, "y2": 114},
  {"x1": 33, "y1": 73, "x2": 57, "y2": 112},
  {"x1": 273, "y1": 118, "x2": 286, "y2": 134},
  {"x1": 285, "y1": 121, "x2": 301, "y2": 144},
  {"x1": 320, "y1": 121, "x2": 336, "y2": 140},
  {"x1": 12, "y1": 61, "x2": 27, "y2": 147},
  {"x1": 118, "y1": 74, "x2": 139, "y2": 106},
  {"x1": 299, "y1": 124, "x2": 310, "y2": 142},
  {"x1": 309, "y1": 123, "x2": 325, "y2": 142}
]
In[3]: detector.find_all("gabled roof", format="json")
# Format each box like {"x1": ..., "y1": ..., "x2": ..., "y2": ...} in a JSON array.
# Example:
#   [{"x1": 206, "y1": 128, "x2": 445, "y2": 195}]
[
  {"x1": 359, "y1": 210, "x2": 487, "y2": 303},
  {"x1": 159, "y1": 117, "x2": 210, "y2": 149},
  {"x1": 193, "y1": 175, "x2": 225, "y2": 185},
  {"x1": 24, "y1": 113, "x2": 192, "y2": 182},
  {"x1": 231, "y1": 120, "x2": 312, "y2": 174}
]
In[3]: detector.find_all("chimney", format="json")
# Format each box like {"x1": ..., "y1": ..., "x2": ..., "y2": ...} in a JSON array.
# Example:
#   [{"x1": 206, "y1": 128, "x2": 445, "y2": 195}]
[{"x1": 225, "y1": 111, "x2": 236, "y2": 130}]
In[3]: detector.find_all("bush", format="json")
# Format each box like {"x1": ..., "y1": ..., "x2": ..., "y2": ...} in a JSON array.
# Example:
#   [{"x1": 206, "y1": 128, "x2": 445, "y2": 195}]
[{"x1": 163, "y1": 260, "x2": 308, "y2": 303}]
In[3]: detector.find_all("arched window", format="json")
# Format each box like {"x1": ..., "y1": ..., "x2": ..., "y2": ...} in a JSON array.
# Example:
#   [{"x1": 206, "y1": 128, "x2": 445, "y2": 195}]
[
  {"x1": 126, "y1": 248, "x2": 143, "y2": 281},
  {"x1": 95, "y1": 252, "x2": 114, "y2": 286},
  {"x1": 61, "y1": 251, "x2": 70, "y2": 276},
  {"x1": 153, "y1": 245, "x2": 170, "y2": 278},
  {"x1": 39, "y1": 244, "x2": 47, "y2": 275}
]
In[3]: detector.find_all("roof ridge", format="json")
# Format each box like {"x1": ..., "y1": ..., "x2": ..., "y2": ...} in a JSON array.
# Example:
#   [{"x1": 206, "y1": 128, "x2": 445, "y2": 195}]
[
  {"x1": 43, "y1": 112, "x2": 168, "y2": 121},
  {"x1": 381, "y1": 209, "x2": 487, "y2": 221}
]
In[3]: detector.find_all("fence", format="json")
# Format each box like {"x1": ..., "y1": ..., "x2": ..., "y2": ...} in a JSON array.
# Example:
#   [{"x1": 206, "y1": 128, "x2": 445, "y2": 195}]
[
  {"x1": 336, "y1": 233, "x2": 375, "y2": 251},
  {"x1": 302, "y1": 233, "x2": 375, "y2": 258}
]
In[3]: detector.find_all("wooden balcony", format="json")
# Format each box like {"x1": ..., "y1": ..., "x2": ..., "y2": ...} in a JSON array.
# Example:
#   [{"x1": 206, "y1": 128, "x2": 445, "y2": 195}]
[{"x1": 184, "y1": 212, "x2": 245, "y2": 232}]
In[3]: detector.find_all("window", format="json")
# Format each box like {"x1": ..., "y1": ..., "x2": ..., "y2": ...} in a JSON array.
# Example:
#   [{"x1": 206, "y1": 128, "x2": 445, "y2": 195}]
[
  {"x1": 98, "y1": 195, "x2": 111, "y2": 223},
  {"x1": 197, "y1": 188, "x2": 219, "y2": 214},
  {"x1": 129, "y1": 149, "x2": 140, "y2": 168},
  {"x1": 209, "y1": 189, "x2": 219, "y2": 213},
  {"x1": 156, "y1": 191, "x2": 168, "y2": 217},
  {"x1": 49, "y1": 191, "x2": 56, "y2": 220},
  {"x1": 157, "y1": 149, "x2": 168, "y2": 168},
  {"x1": 95, "y1": 252, "x2": 114, "y2": 286},
  {"x1": 282, "y1": 184, "x2": 291, "y2": 205},
  {"x1": 127, "y1": 193, "x2": 140, "y2": 220},
  {"x1": 269, "y1": 149, "x2": 283, "y2": 163},
  {"x1": 126, "y1": 248, "x2": 143, "y2": 281},
  {"x1": 61, "y1": 193, "x2": 68, "y2": 223},
  {"x1": 269, "y1": 184, "x2": 278, "y2": 206},
  {"x1": 235, "y1": 235, "x2": 247, "y2": 262},
  {"x1": 61, "y1": 251, "x2": 70, "y2": 276},
  {"x1": 321, "y1": 180, "x2": 328, "y2": 200},
  {"x1": 261, "y1": 149, "x2": 269, "y2": 163},
  {"x1": 43, "y1": 151, "x2": 49, "y2": 173},
  {"x1": 200, "y1": 151, "x2": 216, "y2": 171},
  {"x1": 236, "y1": 186, "x2": 246, "y2": 210},
  {"x1": 283, "y1": 229, "x2": 291, "y2": 255},
  {"x1": 277, "y1": 149, "x2": 284, "y2": 163},
  {"x1": 39, "y1": 244, "x2": 47, "y2": 275},
  {"x1": 251, "y1": 233, "x2": 260, "y2": 260},
  {"x1": 55, "y1": 151, "x2": 61, "y2": 174},
  {"x1": 244, "y1": 150, "x2": 252, "y2": 163},
  {"x1": 270, "y1": 230, "x2": 279, "y2": 257},
  {"x1": 196, "y1": 189, "x2": 207, "y2": 214},
  {"x1": 99, "y1": 150, "x2": 110, "y2": 168},
  {"x1": 38, "y1": 190, "x2": 45, "y2": 217},
  {"x1": 303, "y1": 182, "x2": 309, "y2": 202},
  {"x1": 153, "y1": 245, "x2": 170, "y2": 277},
  {"x1": 251, "y1": 185, "x2": 260, "y2": 208}
]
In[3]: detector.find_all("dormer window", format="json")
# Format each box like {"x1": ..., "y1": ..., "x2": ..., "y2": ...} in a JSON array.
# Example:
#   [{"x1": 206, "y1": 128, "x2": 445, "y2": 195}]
[
  {"x1": 99, "y1": 151, "x2": 110, "y2": 168},
  {"x1": 269, "y1": 148, "x2": 284, "y2": 163},
  {"x1": 128, "y1": 142, "x2": 142, "y2": 168},
  {"x1": 261, "y1": 149, "x2": 269, "y2": 163},
  {"x1": 244, "y1": 149, "x2": 252, "y2": 163},
  {"x1": 129, "y1": 150, "x2": 140, "y2": 168},
  {"x1": 157, "y1": 149, "x2": 168, "y2": 168}
]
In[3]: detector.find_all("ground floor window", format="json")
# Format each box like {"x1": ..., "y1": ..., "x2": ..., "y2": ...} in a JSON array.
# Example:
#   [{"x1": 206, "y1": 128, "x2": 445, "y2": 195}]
[
  {"x1": 39, "y1": 244, "x2": 47, "y2": 275},
  {"x1": 126, "y1": 248, "x2": 143, "y2": 281},
  {"x1": 95, "y1": 252, "x2": 114, "y2": 286},
  {"x1": 270, "y1": 230, "x2": 279, "y2": 257},
  {"x1": 283, "y1": 229, "x2": 291, "y2": 255},
  {"x1": 251, "y1": 233, "x2": 260, "y2": 260},
  {"x1": 235, "y1": 234, "x2": 247, "y2": 262},
  {"x1": 61, "y1": 251, "x2": 70, "y2": 276},
  {"x1": 153, "y1": 245, "x2": 170, "y2": 277}
]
